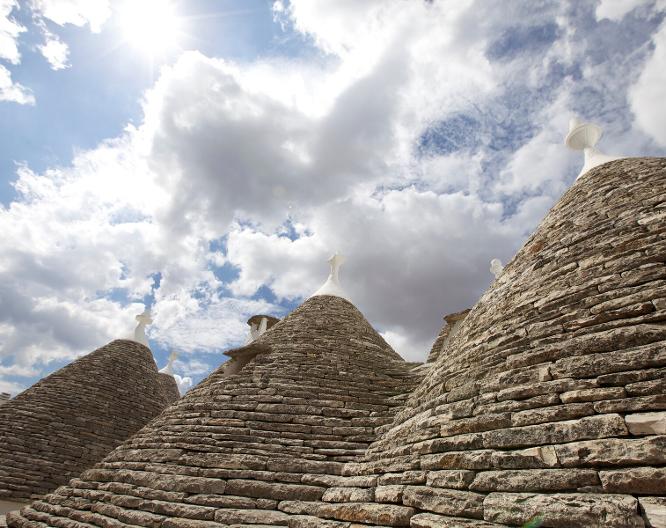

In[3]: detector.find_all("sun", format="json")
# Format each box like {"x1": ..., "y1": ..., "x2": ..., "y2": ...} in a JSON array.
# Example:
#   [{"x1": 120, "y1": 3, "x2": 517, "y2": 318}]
[{"x1": 117, "y1": 0, "x2": 183, "y2": 55}]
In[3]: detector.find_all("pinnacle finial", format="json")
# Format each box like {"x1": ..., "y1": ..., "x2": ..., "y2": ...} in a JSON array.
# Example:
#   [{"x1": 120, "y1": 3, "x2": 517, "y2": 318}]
[
  {"x1": 565, "y1": 116, "x2": 618, "y2": 179},
  {"x1": 133, "y1": 308, "x2": 153, "y2": 347},
  {"x1": 160, "y1": 351, "x2": 178, "y2": 375},
  {"x1": 490, "y1": 258, "x2": 504, "y2": 279},
  {"x1": 310, "y1": 253, "x2": 351, "y2": 301},
  {"x1": 245, "y1": 315, "x2": 280, "y2": 343}
]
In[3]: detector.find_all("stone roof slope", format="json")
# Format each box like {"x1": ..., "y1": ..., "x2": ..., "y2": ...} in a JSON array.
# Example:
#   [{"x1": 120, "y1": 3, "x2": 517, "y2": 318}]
[
  {"x1": 0, "y1": 339, "x2": 179, "y2": 503},
  {"x1": 425, "y1": 308, "x2": 471, "y2": 365},
  {"x1": 337, "y1": 158, "x2": 666, "y2": 527},
  {"x1": 7, "y1": 295, "x2": 423, "y2": 527}
]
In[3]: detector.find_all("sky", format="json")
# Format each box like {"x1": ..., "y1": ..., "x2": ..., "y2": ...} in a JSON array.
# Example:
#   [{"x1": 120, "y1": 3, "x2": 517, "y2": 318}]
[{"x1": 1, "y1": 0, "x2": 665, "y2": 396}]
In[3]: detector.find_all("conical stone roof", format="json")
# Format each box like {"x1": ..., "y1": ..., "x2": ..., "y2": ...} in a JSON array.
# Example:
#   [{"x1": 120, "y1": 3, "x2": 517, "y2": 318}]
[
  {"x1": 7, "y1": 295, "x2": 422, "y2": 527},
  {"x1": 0, "y1": 339, "x2": 179, "y2": 503},
  {"x1": 345, "y1": 158, "x2": 666, "y2": 527}
]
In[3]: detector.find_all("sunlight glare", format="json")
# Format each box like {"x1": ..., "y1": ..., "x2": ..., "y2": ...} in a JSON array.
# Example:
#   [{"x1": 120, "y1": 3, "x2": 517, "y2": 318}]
[{"x1": 118, "y1": 0, "x2": 182, "y2": 54}]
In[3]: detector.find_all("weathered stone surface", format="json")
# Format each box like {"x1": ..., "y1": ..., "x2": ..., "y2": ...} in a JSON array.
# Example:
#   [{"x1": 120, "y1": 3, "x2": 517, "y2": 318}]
[
  {"x1": 560, "y1": 387, "x2": 626, "y2": 403},
  {"x1": 215, "y1": 508, "x2": 291, "y2": 525},
  {"x1": 409, "y1": 512, "x2": 506, "y2": 527},
  {"x1": 596, "y1": 394, "x2": 666, "y2": 413},
  {"x1": 626, "y1": 412, "x2": 666, "y2": 435},
  {"x1": 322, "y1": 487, "x2": 373, "y2": 503},
  {"x1": 483, "y1": 492, "x2": 645, "y2": 527},
  {"x1": 225, "y1": 480, "x2": 324, "y2": 501},
  {"x1": 639, "y1": 497, "x2": 666, "y2": 528},
  {"x1": 510, "y1": 402, "x2": 595, "y2": 427},
  {"x1": 426, "y1": 470, "x2": 475, "y2": 490},
  {"x1": 377, "y1": 472, "x2": 427, "y2": 486},
  {"x1": 402, "y1": 486, "x2": 484, "y2": 519},
  {"x1": 374, "y1": 485, "x2": 405, "y2": 503},
  {"x1": 554, "y1": 436, "x2": 666, "y2": 467},
  {"x1": 301, "y1": 475, "x2": 376, "y2": 488},
  {"x1": 288, "y1": 515, "x2": 351, "y2": 528},
  {"x1": 279, "y1": 501, "x2": 415, "y2": 526},
  {"x1": 481, "y1": 414, "x2": 628, "y2": 449},
  {"x1": 600, "y1": 467, "x2": 666, "y2": 495},
  {"x1": 469, "y1": 469, "x2": 599, "y2": 492}
]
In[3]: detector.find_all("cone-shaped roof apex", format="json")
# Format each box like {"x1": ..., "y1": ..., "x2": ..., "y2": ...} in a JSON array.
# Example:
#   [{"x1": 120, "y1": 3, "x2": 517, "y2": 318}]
[{"x1": 310, "y1": 253, "x2": 351, "y2": 302}]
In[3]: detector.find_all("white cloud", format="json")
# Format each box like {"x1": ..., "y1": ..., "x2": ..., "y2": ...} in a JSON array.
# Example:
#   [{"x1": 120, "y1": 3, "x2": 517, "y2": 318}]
[
  {"x1": 0, "y1": 378, "x2": 25, "y2": 397},
  {"x1": 2, "y1": 0, "x2": 666, "y2": 387},
  {"x1": 0, "y1": 0, "x2": 24, "y2": 64},
  {"x1": 494, "y1": 94, "x2": 577, "y2": 196},
  {"x1": 381, "y1": 329, "x2": 431, "y2": 363},
  {"x1": 152, "y1": 294, "x2": 280, "y2": 353},
  {"x1": 29, "y1": 0, "x2": 111, "y2": 32},
  {"x1": 173, "y1": 374, "x2": 192, "y2": 395},
  {"x1": 595, "y1": 0, "x2": 665, "y2": 21},
  {"x1": 37, "y1": 27, "x2": 70, "y2": 70},
  {"x1": 0, "y1": 64, "x2": 34, "y2": 104},
  {"x1": 174, "y1": 357, "x2": 211, "y2": 377},
  {"x1": 225, "y1": 187, "x2": 523, "y2": 361},
  {"x1": 630, "y1": 21, "x2": 666, "y2": 147},
  {"x1": 0, "y1": 0, "x2": 111, "y2": 102}
]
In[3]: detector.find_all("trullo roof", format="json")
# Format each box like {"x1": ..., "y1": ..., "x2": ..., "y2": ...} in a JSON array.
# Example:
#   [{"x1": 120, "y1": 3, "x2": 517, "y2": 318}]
[
  {"x1": 8, "y1": 294, "x2": 421, "y2": 526},
  {"x1": 0, "y1": 339, "x2": 179, "y2": 503}
]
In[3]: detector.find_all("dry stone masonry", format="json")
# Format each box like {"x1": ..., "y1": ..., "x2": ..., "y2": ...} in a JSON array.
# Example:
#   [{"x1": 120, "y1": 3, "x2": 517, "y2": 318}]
[
  {"x1": 7, "y1": 296, "x2": 422, "y2": 528},
  {"x1": 349, "y1": 158, "x2": 666, "y2": 527},
  {"x1": 426, "y1": 310, "x2": 471, "y2": 365},
  {"x1": 6, "y1": 157, "x2": 666, "y2": 527},
  {"x1": 0, "y1": 340, "x2": 179, "y2": 504}
]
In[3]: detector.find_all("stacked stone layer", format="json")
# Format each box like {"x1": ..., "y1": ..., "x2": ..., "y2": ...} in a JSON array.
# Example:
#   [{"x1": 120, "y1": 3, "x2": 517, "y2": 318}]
[
  {"x1": 7, "y1": 296, "x2": 422, "y2": 527},
  {"x1": 426, "y1": 309, "x2": 470, "y2": 365},
  {"x1": 0, "y1": 340, "x2": 179, "y2": 502},
  {"x1": 7, "y1": 157, "x2": 666, "y2": 527}
]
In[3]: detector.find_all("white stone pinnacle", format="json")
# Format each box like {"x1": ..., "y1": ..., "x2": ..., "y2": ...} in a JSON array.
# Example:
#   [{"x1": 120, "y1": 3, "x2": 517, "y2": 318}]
[
  {"x1": 246, "y1": 317, "x2": 267, "y2": 344},
  {"x1": 160, "y1": 351, "x2": 178, "y2": 376},
  {"x1": 490, "y1": 258, "x2": 504, "y2": 279},
  {"x1": 133, "y1": 308, "x2": 153, "y2": 347},
  {"x1": 565, "y1": 116, "x2": 619, "y2": 179},
  {"x1": 311, "y1": 254, "x2": 351, "y2": 302}
]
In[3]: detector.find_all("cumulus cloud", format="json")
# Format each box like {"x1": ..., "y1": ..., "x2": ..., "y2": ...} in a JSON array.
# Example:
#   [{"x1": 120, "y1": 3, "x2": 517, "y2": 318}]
[
  {"x1": 0, "y1": 0, "x2": 111, "y2": 104},
  {"x1": 595, "y1": 0, "x2": 666, "y2": 22},
  {"x1": 173, "y1": 374, "x2": 192, "y2": 395},
  {"x1": 0, "y1": 64, "x2": 34, "y2": 104},
  {"x1": 2, "y1": 0, "x2": 666, "y2": 395},
  {"x1": 225, "y1": 186, "x2": 525, "y2": 359},
  {"x1": 29, "y1": 0, "x2": 111, "y2": 32},
  {"x1": 152, "y1": 294, "x2": 281, "y2": 353},
  {"x1": 0, "y1": 0, "x2": 24, "y2": 64},
  {"x1": 630, "y1": 21, "x2": 666, "y2": 147},
  {"x1": 37, "y1": 27, "x2": 70, "y2": 70}
]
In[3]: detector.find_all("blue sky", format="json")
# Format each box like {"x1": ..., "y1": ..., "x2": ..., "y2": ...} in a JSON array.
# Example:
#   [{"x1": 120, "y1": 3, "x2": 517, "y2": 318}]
[{"x1": 1, "y1": 0, "x2": 665, "y2": 396}]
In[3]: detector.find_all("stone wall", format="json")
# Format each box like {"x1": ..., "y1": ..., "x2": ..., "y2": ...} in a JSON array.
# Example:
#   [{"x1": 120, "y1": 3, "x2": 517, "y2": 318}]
[{"x1": 0, "y1": 340, "x2": 179, "y2": 502}]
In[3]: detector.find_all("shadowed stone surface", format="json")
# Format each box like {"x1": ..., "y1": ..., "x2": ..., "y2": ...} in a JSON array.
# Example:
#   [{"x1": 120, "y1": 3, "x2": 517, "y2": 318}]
[
  {"x1": 7, "y1": 158, "x2": 666, "y2": 527},
  {"x1": 0, "y1": 340, "x2": 179, "y2": 502}
]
